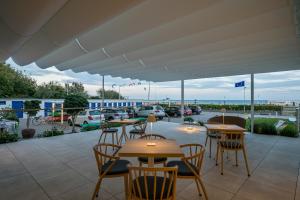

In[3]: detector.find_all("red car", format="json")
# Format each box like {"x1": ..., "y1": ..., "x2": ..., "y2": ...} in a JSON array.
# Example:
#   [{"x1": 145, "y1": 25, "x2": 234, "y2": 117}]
[
  {"x1": 47, "y1": 112, "x2": 70, "y2": 122},
  {"x1": 184, "y1": 106, "x2": 193, "y2": 115}
]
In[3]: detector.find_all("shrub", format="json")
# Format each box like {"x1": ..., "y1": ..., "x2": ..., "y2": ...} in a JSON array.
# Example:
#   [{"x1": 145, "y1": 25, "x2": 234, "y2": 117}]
[
  {"x1": 184, "y1": 116, "x2": 194, "y2": 123},
  {"x1": 280, "y1": 124, "x2": 299, "y2": 137},
  {"x1": 24, "y1": 100, "x2": 41, "y2": 128},
  {"x1": 197, "y1": 120, "x2": 204, "y2": 126},
  {"x1": 64, "y1": 94, "x2": 88, "y2": 133},
  {"x1": 0, "y1": 108, "x2": 19, "y2": 122},
  {"x1": 43, "y1": 127, "x2": 64, "y2": 137},
  {"x1": 0, "y1": 132, "x2": 18, "y2": 143},
  {"x1": 253, "y1": 121, "x2": 277, "y2": 135}
]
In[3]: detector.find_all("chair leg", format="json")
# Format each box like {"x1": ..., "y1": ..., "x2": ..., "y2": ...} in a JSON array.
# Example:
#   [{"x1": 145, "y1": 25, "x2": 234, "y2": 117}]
[
  {"x1": 116, "y1": 132, "x2": 119, "y2": 145},
  {"x1": 197, "y1": 176, "x2": 208, "y2": 200},
  {"x1": 235, "y1": 150, "x2": 238, "y2": 166},
  {"x1": 209, "y1": 137, "x2": 212, "y2": 158},
  {"x1": 98, "y1": 133, "x2": 103, "y2": 144},
  {"x1": 221, "y1": 149, "x2": 224, "y2": 175},
  {"x1": 112, "y1": 132, "x2": 115, "y2": 146},
  {"x1": 242, "y1": 147, "x2": 250, "y2": 177},
  {"x1": 205, "y1": 135, "x2": 208, "y2": 146},
  {"x1": 195, "y1": 178, "x2": 202, "y2": 196},
  {"x1": 103, "y1": 133, "x2": 107, "y2": 143},
  {"x1": 92, "y1": 178, "x2": 102, "y2": 200},
  {"x1": 215, "y1": 143, "x2": 219, "y2": 166},
  {"x1": 124, "y1": 174, "x2": 129, "y2": 200}
]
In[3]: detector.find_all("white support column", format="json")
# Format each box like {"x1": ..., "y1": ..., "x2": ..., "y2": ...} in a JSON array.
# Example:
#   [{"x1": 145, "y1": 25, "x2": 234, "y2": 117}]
[
  {"x1": 101, "y1": 75, "x2": 104, "y2": 110},
  {"x1": 181, "y1": 79, "x2": 184, "y2": 121},
  {"x1": 251, "y1": 73, "x2": 255, "y2": 134}
]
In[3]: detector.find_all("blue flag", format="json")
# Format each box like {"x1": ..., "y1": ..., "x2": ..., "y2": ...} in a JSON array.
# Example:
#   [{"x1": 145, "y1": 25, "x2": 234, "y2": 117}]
[{"x1": 235, "y1": 81, "x2": 245, "y2": 88}]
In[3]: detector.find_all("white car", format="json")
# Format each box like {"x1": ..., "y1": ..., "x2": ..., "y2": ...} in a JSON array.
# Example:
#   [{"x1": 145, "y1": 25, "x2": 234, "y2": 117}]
[
  {"x1": 68, "y1": 110, "x2": 105, "y2": 126},
  {"x1": 136, "y1": 105, "x2": 165, "y2": 119}
]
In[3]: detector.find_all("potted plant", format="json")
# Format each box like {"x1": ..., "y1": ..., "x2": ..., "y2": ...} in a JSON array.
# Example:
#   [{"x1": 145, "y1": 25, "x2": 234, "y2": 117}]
[
  {"x1": 64, "y1": 94, "x2": 88, "y2": 133},
  {"x1": 22, "y1": 100, "x2": 41, "y2": 138}
]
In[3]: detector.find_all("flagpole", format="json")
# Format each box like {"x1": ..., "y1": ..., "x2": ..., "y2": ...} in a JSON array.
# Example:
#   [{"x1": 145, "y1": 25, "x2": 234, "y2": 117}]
[{"x1": 243, "y1": 86, "x2": 246, "y2": 113}]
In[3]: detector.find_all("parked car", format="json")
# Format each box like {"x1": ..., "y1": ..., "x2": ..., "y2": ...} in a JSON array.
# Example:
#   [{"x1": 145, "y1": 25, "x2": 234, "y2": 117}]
[
  {"x1": 165, "y1": 106, "x2": 181, "y2": 117},
  {"x1": 68, "y1": 110, "x2": 104, "y2": 126},
  {"x1": 124, "y1": 107, "x2": 137, "y2": 118},
  {"x1": 102, "y1": 108, "x2": 129, "y2": 120},
  {"x1": 165, "y1": 106, "x2": 192, "y2": 117},
  {"x1": 184, "y1": 106, "x2": 193, "y2": 116},
  {"x1": 136, "y1": 105, "x2": 165, "y2": 119},
  {"x1": 189, "y1": 105, "x2": 202, "y2": 115}
]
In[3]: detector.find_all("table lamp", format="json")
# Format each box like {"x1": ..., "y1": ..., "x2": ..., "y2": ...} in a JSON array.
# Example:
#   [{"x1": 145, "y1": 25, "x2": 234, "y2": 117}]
[
  {"x1": 220, "y1": 108, "x2": 226, "y2": 124},
  {"x1": 147, "y1": 113, "x2": 156, "y2": 134},
  {"x1": 146, "y1": 114, "x2": 157, "y2": 146}
]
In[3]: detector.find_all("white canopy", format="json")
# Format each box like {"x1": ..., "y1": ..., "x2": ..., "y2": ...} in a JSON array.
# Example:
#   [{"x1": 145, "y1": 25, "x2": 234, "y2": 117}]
[{"x1": 1, "y1": 0, "x2": 299, "y2": 81}]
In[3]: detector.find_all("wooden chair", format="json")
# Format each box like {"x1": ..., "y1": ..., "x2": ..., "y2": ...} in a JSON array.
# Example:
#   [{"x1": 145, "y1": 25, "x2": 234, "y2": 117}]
[
  {"x1": 92, "y1": 143, "x2": 131, "y2": 200},
  {"x1": 138, "y1": 134, "x2": 168, "y2": 166},
  {"x1": 167, "y1": 144, "x2": 208, "y2": 200},
  {"x1": 98, "y1": 122, "x2": 119, "y2": 146},
  {"x1": 129, "y1": 121, "x2": 147, "y2": 139},
  {"x1": 215, "y1": 131, "x2": 250, "y2": 176},
  {"x1": 205, "y1": 116, "x2": 246, "y2": 158},
  {"x1": 128, "y1": 166, "x2": 178, "y2": 200}
]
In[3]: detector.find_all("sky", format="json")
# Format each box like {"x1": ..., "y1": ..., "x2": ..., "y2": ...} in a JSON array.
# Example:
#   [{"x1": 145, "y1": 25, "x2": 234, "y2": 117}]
[{"x1": 5, "y1": 58, "x2": 300, "y2": 101}]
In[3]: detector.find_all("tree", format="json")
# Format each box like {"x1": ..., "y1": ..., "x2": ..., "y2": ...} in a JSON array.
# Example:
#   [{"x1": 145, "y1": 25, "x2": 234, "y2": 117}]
[
  {"x1": 96, "y1": 89, "x2": 124, "y2": 99},
  {"x1": 0, "y1": 63, "x2": 37, "y2": 98},
  {"x1": 24, "y1": 100, "x2": 41, "y2": 128},
  {"x1": 66, "y1": 82, "x2": 88, "y2": 97},
  {"x1": 34, "y1": 81, "x2": 65, "y2": 99},
  {"x1": 64, "y1": 94, "x2": 88, "y2": 133}
]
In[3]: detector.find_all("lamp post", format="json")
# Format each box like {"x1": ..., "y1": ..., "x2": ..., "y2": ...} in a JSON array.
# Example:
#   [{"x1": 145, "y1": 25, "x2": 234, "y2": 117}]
[{"x1": 147, "y1": 113, "x2": 156, "y2": 136}]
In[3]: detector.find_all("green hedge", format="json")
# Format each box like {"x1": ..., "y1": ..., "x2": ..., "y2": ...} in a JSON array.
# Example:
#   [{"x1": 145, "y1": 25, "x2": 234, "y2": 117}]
[
  {"x1": 183, "y1": 116, "x2": 194, "y2": 122},
  {"x1": 159, "y1": 104, "x2": 282, "y2": 112},
  {"x1": 198, "y1": 104, "x2": 281, "y2": 112},
  {"x1": 0, "y1": 132, "x2": 18, "y2": 143},
  {"x1": 253, "y1": 121, "x2": 277, "y2": 135},
  {"x1": 43, "y1": 128, "x2": 64, "y2": 137},
  {"x1": 280, "y1": 124, "x2": 299, "y2": 137}
]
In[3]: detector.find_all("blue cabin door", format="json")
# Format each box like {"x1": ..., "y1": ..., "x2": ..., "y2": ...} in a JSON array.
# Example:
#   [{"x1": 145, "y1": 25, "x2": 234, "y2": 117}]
[
  {"x1": 44, "y1": 102, "x2": 52, "y2": 117},
  {"x1": 12, "y1": 101, "x2": 24, "y2": 118}
]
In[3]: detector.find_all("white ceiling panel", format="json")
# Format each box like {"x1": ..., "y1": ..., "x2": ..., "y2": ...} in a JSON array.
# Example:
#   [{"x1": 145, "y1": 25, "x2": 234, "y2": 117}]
[{"x1": 0, "y1": 0, "x2": 299, "y2": 82}]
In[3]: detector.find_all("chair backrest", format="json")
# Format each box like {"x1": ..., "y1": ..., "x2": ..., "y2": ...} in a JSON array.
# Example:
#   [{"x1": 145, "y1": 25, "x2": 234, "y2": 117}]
[
  {"x1": 180, "y1": 144, "x2": 205, "y2": 173},
  {"x1": 100, "y1": 121, "x2": 110, "y2": 131},
  {"x1": 134, "y1": 120, "x2": 148, "y2": 132},
  {"x1": 128, "y1": 166, "x2": 177, "y2": 200},
  {"x1": 93, "y1": 143, "x2": 121, "y2": 176},
  {"x1": 207, "y1": 116, "x2": 246, "y2": 128},
  {"x1": 218, "y1": 132, "x2": 244, "y2": 149},
  {"x1": 139, "y1": 134, "x2": 166, "y2": 140}
]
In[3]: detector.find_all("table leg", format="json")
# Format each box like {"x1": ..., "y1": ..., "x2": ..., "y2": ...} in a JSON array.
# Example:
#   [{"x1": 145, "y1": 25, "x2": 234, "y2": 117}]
[
  {"x1": 148, "y1": 156, "x2": 154, "y2": 167},
  {"x1": 118, "y1": 125, "x2": 128, "y2": 145}
]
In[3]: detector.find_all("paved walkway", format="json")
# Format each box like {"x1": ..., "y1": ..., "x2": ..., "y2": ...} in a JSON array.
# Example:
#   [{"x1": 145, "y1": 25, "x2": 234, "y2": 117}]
[{"x1": 1, "y1": 121, "x2": 300, "y2": 200}]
